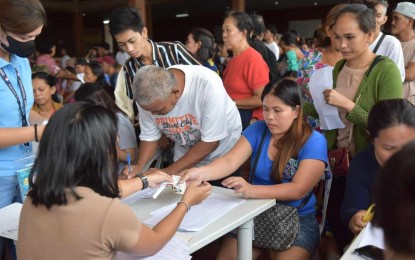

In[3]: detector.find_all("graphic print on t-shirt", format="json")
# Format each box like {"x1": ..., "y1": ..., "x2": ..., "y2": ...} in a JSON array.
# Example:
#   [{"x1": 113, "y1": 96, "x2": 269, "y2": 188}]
[{"x1": 155, "y1": 113, "x2": 201, "y2": 148}]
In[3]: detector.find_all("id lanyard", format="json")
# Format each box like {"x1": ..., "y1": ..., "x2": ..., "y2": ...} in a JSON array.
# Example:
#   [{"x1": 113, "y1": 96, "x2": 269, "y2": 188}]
[{"x1": 0, "y1": 67, "x2": 30, "y2": 149}]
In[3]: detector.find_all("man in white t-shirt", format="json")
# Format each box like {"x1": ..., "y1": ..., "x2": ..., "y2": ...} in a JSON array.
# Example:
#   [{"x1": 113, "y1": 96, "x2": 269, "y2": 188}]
[
  {"x1": 370, "y1": 0, "x2": 405, "y2": 82},
  {"x1": 391, "y1": 1, "x2": 415, "y2": 101},
  {"x1": 264, "y1": 24, "x2": 280, "y2": 61},
  {"x1": 126, "y1": 65, "x2": 242, "y2": 182}
]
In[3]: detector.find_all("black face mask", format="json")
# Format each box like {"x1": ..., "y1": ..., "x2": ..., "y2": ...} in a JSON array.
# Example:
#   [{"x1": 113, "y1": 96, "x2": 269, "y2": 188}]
[{"x1": 0, "y1": 33, "x2": 35, "y2": 58}]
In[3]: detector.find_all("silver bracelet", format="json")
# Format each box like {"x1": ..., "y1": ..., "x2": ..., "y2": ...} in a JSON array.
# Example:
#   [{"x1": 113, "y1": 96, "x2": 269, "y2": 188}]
[{"x1": 177, "y1": 201, "x2": 190, "y2": 212}]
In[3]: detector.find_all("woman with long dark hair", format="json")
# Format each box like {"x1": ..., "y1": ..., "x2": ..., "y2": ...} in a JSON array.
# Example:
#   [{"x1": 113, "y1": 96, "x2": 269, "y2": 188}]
[
  {"x1": 17, "y1": 102, "x2": 211, "y2": 259},
  {"x1": 182, "y1": 79, "x2": 328, "y2": 259}
]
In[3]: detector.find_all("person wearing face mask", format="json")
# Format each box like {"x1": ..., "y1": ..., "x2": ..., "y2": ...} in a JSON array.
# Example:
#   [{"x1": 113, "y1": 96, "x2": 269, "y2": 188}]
[{"x1": 0, "y1": 0, "x2": 46, "y2": 258}]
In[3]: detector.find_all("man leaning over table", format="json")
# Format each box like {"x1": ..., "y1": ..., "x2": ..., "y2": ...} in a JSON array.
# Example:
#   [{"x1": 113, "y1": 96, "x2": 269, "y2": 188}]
[{"x1": 122, "y1": 65, "x2": 242, "y2": 187}]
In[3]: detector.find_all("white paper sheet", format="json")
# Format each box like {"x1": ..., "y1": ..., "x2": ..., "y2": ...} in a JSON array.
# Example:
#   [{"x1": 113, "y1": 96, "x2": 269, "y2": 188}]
[
  {"x1": 358, "y1": 222, "x2": 385, "y2": 250},
  {"x1": 0, "y1": 203, "x2": 22, "y2": 241},
  {"x1": 309, "y1": 67, "x2": 345, "y2": 130},
  {"x1": 121, "y1": 188, "x2": 158, "y2": 204},
  {"x1": 144, "y1": 193, "x2": 245, "y2": 232},
  {"x1": 117, "y1": 235, "x2": 191, "y2": 260}
]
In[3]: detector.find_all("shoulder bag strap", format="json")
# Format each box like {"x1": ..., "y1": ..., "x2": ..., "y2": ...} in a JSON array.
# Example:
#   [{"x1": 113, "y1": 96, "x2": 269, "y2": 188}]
[
  {"x1": 372, "y1": 33, "x2": 386, "y2": 54},
  {"x1": 249, "y1": 127, "x2": 267, "y2": 183},
  {"x1": 296, "y1": 191, "x2": 313, "y2": 210}
]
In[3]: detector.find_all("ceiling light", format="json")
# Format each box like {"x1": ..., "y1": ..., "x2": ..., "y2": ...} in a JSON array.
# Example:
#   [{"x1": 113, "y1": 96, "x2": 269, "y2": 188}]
[
  {"x1": 274, "y1": 1, "x2": 279, "y2": 5},
  {"x1": 314, "y1": 2, "x2": 318, "y2": 5},
  {"x1": 176, "y1": 12, "x2": 189, "y2": 18},
  {"x1": 176, "y1": 13, "x2": 189, "y2": 18},
  {"x1": 103, "y1": 19, "x2": 109, "y2": 24}
]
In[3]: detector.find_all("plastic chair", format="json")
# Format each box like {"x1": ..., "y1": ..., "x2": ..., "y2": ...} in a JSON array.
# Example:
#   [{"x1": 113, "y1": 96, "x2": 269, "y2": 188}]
[{"x1": 314, "y1": 168, "x2": 333, "y2": 234}]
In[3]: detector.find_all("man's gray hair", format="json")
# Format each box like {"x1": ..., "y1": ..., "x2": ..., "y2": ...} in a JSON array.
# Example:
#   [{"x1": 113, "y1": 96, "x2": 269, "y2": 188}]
[{"x1": 132, "y1": 65, "x2": 176, "y2": 105}]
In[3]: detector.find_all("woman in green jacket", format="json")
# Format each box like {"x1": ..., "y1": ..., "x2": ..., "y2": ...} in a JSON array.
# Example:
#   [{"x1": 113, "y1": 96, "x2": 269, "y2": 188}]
[
  {"x1": 306, "y1": 4, "x2": 402, "y2": 155},
  {"x1": 305, "y1": 4, "x2": 402, "y2": 256}
]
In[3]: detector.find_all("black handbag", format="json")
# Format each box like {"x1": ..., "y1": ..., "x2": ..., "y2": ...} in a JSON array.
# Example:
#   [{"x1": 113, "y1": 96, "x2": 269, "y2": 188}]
[{"x1": 251, "y1": 128, "x2": 312, "y2": 250}]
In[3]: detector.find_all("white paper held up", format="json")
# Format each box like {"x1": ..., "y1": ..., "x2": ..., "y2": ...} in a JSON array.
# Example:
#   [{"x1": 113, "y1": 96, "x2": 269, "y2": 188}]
[{"x1": 308, "y1": 67, "x2": 345, "y2": 130}]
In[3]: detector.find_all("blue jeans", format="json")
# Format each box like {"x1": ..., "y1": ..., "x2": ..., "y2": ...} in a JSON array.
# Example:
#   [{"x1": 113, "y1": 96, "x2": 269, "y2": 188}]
[{"x1": 0, "y1": 176, "x2": 21, "y2": 260}]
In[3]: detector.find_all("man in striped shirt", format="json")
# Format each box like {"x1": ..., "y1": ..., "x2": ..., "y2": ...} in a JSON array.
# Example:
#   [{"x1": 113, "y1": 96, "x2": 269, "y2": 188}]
[{"x1": 109, "y1": 7, "x2": 201, "y2": 123}]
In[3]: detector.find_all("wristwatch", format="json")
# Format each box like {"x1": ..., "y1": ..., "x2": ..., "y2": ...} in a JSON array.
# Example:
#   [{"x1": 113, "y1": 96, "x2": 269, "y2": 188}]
[{"x1": 138, "y1": 174, "x2": 148, "y2": 190}]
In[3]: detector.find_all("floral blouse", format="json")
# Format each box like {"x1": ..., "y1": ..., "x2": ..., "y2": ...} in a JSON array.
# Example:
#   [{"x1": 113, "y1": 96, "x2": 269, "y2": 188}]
[{"x1": 297, "y1": 48, "x2": 327, "y2": 130}]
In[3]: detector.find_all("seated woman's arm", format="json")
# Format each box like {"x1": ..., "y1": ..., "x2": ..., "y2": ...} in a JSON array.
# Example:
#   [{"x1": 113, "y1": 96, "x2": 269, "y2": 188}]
[
  {"x1": 222, "y1": 158, "x2": 325, "y2": 200},
  {"x1": 125, "y1": 181, "x2": 211, "y2": 256},
  {"x1": 180, "y1": 136, "x2": 253, "y2": 183}
]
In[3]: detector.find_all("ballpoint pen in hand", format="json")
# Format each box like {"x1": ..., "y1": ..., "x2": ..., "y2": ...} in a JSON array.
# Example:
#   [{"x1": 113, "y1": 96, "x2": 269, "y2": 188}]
[{"x1": 127, "y1": 153, "x2": 132, "y2": 174}]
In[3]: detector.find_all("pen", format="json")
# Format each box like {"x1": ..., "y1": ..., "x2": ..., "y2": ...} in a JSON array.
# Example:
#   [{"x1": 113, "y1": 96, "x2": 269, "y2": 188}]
[{"x1": 127, "y1": 153, "x2": 132, "y2": 174}]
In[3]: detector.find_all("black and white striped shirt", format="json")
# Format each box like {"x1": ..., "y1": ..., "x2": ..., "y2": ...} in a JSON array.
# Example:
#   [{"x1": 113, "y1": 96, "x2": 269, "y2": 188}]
[{"x1": 122, "y1": 40, "x2": 200, "y2": 116}]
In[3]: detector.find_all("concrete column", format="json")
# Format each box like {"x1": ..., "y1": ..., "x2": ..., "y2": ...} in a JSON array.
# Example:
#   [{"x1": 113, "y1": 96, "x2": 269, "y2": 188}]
[
  {"x1": 72, "y1": 0, "x2": 85, "y2": 56},
  {"x1": 128, "y1": 0, "x2": 153, "y2": 38},
  {"x1": 232, "y1": 0, "x2": 245, "y2": 12}
]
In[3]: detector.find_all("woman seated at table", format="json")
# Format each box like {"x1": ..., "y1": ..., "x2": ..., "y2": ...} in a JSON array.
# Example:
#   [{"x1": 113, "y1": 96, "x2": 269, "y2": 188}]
[
  {"x1": 181, "y1": 79, "x2": 328, "y2": 260},
  {"x1": 17, "y1": 102, "x2": 211, "y2": 260},
  {"x1": 373, "y1": 141, "x2": 415, "y2": 260},
  {"x1": 341, "y1": 99, "x2": 415, "y2": 235}
]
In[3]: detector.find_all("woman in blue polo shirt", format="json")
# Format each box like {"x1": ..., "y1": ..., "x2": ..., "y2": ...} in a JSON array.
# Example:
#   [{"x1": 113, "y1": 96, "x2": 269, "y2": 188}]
[
  {"x1": 0, "y1": 0, "x2": 46, "y2": 224},
  {"x1": 0, "y1": 0, "x2": 47, "y2": 258}
]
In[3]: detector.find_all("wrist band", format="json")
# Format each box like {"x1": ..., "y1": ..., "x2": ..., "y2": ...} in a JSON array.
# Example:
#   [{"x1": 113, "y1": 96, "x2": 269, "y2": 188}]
[
  {"x1": 138, "y1": 174, "x2": 148, "y2": 190},
  {"x1": 34, "y1": 124, "x2": 39, "y2": 142},
  {"x1": 177, "y1": 201, "x2": 190, "y2": 212}
]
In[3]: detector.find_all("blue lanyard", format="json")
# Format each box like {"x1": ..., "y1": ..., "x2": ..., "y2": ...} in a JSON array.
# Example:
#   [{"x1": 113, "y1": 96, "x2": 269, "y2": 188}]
[{"x1": 0, "y1": 67, "x2": 29, "y2": 146}]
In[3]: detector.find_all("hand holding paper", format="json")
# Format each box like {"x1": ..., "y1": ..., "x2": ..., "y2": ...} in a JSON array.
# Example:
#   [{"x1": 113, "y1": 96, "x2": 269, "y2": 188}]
[{"x1": 308, "y1": 67, "x2": 345, "y2": 130}]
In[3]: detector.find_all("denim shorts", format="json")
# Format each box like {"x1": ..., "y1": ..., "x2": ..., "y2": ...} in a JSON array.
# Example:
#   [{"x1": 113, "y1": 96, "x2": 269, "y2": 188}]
[
  {"x1": 293, "y1": 214, "x2": 320, "y2": 256},
  {"x1": 226, "y1": 213, "x2": 320, "y2": 256}
]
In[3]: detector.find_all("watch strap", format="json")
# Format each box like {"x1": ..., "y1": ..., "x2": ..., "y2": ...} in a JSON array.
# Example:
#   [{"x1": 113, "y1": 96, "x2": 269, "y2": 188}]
[{"x1": 138, "y1": 174, "x2": 148, "y2": 190}]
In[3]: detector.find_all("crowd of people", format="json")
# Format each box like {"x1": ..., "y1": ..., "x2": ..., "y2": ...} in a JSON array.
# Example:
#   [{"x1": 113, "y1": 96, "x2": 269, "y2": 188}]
[{"x1": 1, "y1": 0, "x2": 415, "y2": 259}]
